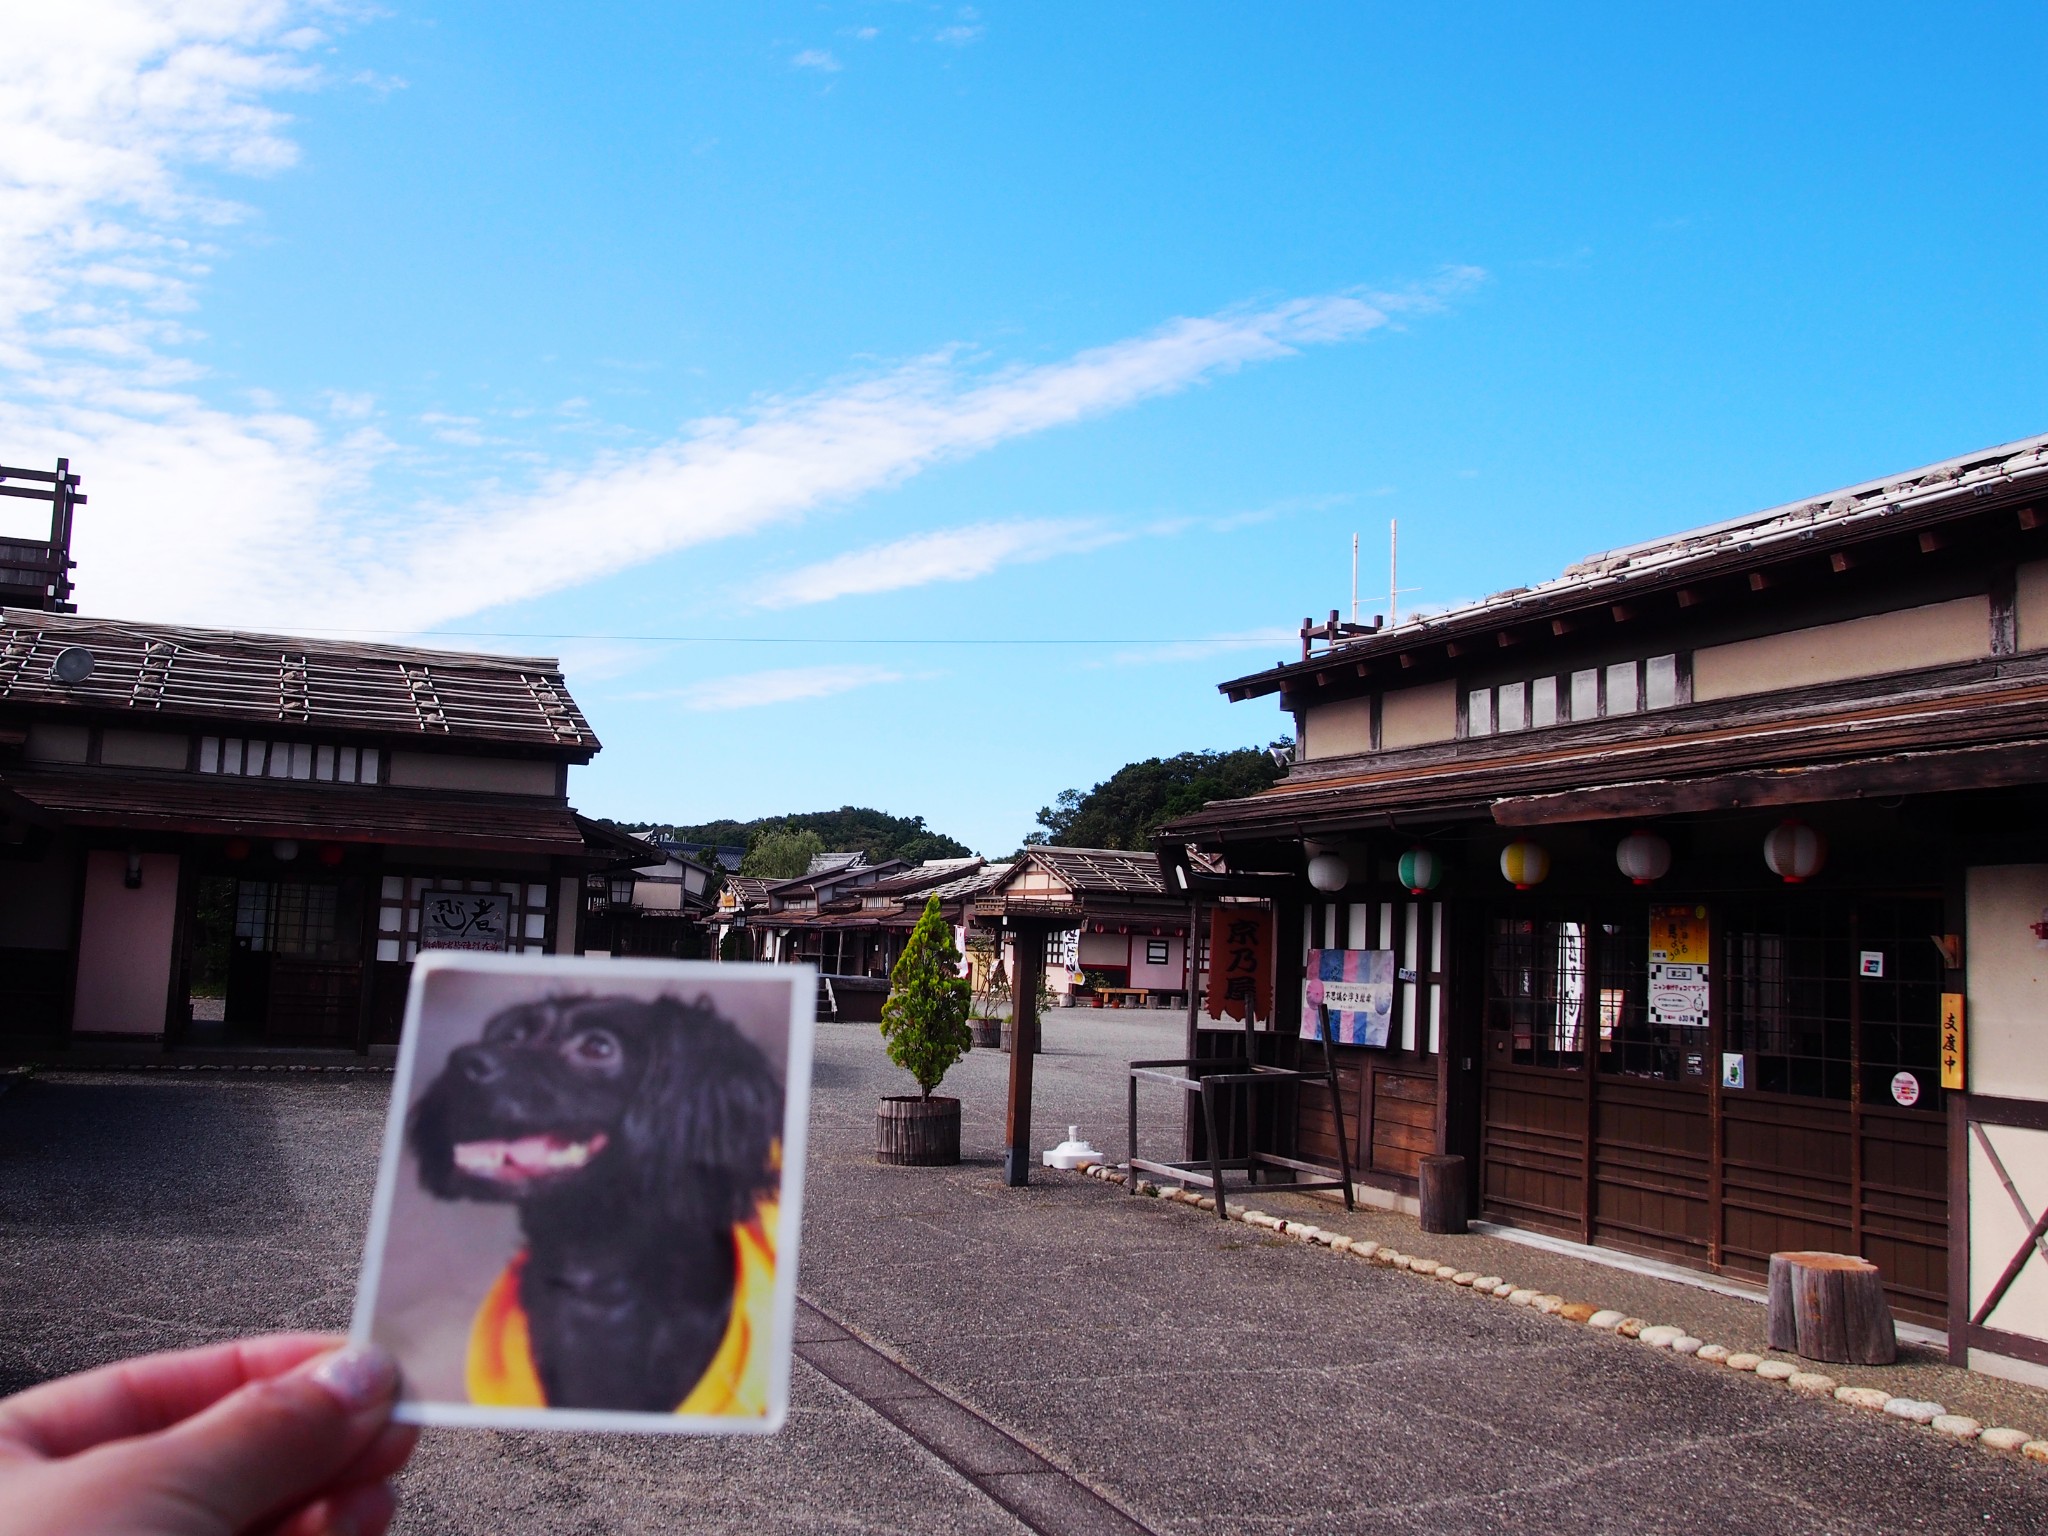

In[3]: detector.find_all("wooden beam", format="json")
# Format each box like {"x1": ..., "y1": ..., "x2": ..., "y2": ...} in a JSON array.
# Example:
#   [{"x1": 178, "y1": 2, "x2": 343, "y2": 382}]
[
  {"x1": 1610, "y1": 602, "x2": 1639, "y2": 622},
  {"x1": 1748, "y1": 571, "x2": 1772, "y2": 592},
  {"x1": 1676, "y1": 587, "x2": 1705, "y2": 608},
  {"x1": 1550, "y1": 615, "x2": 1584, "y2": 637},
  {"x1": 1495, "y1": 629, "x2": 1522, "y2": 649},
  {"x1": 1354, "y1": 661, "x2": 1371, "y2": 678},
  {"x1": 1446, "y1": 640, "x2": 1475, "y2": 658},
  {"x1": 1002, "y1": 919, "x2": 1049, "y2": 1186},
  {"x1": 1919, "y1": 529, "x2": 1947, "y2": 554},
  {"x1": 1398, "y1": 652, "x2": 1417, "y2": 669},
  {"x1": 2020, "y1": 506, "x2": 2043, "y2": 531},
  {"x1": 1829, "y1": 551, "x2": 1855, "y2": 574}
]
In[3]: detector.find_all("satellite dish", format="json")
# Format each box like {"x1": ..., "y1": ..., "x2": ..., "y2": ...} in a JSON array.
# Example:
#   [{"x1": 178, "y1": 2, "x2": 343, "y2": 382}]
[{"x1": 51, "y1": 646, "x2": 94, "y2": 685}]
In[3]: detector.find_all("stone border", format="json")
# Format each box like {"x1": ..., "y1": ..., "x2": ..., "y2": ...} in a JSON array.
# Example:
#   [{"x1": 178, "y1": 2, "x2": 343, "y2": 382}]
[{"x1": 1078, "y1": 1163, "x2": 2048, "y2": 1467}]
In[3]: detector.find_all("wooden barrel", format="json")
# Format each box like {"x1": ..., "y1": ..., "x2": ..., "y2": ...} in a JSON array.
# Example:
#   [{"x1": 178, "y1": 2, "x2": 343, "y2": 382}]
[
  {"x1": 876, "y1": 1095, "x2": 961, "y2": 1166},
  {"x1": 1417, "y1": 1153, "x2": 1468, "y2": 1234},
  {"x1": 1767, "y1": 1251, "x2": 1896, "y2": 1364},
  {"x1": 970, "y1": 1017, "x2": 1003, "y2": 1049}
]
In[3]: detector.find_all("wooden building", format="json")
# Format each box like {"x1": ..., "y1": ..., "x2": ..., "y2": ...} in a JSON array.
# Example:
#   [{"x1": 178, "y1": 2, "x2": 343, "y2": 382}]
[
  {"x1": 1162, "y1": 432, "x2": 2048, "y2": 1377},
  {"x1": 974, "y1": 848, "x2": 1198, "y2": 1009},
  {"x1": 0, "y1": 459, "x2": 639, "y2": 1056}
]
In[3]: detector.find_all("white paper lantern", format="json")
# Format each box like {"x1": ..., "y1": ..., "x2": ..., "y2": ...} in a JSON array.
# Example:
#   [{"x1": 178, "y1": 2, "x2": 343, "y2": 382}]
[
  {"x1": 1763, "y1": 819, "x2": 1826, "y2": 884},
  {"x1": 1306, "y1": 852, "x2": 1350, "y2": 892},
  {"x1": 1615, "y1": 829, "x2": 1671, "y2": 886}
]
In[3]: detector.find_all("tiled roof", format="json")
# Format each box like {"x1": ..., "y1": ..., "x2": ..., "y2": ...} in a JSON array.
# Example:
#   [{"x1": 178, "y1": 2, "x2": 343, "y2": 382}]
[
  {"x1": 855, "y1": 858, "x2": 985, "y2": 898},
  {"x1": 0, "y1": 611, "x2": 597, "y2": 755},
  {"x1": 0, "y1": 766, "x2": 599, "y2": 856},
  {"x1": 1223, "y1": 430, "x2": 2048, "y2": 700},
  {"x1": 1018, "y1": 847, "x2": 1166, "y2": 896},
  {"x1": 722, "y1": 876, "x2": 775, "y2": 907}
]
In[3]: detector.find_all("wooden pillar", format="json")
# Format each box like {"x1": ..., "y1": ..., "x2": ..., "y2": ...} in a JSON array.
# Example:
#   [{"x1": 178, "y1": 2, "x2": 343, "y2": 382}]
[{"x1": 1004, "y1": 919, "x2": 1047, "y2": 1187}]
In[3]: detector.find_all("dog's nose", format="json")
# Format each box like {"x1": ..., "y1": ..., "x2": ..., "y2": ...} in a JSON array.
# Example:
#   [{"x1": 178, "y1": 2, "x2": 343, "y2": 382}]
[{"x1": 455, "y1": 1046, "x2": 503, "y2": 1083}]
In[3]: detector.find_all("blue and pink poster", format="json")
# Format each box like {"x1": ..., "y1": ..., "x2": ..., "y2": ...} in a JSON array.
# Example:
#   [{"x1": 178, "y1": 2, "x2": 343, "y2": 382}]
[{"x1": 1302, "y1": 949, "x2": 1395, "y2": 1046}]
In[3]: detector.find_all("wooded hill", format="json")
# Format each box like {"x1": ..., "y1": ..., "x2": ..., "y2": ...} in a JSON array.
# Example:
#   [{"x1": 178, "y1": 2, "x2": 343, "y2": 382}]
[
  {"x1": 1024, "y1": 743, "x2": 1290, "y2": 853},
  {"x1": 607, "y1": 806, "x2": 973, "y2": 869}
]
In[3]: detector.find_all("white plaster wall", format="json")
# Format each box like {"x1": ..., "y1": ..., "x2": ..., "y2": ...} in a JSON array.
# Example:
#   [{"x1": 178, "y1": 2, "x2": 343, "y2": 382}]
[
  {"x1": 1379, "y1": 681, "x2": 1458, "y2": 750},
  {"x1": 1130, "y1": 936, "x2": 1186, "y2": 989},
  {"x1": 1969, "y1": 1123, "x2": 2048, "y2": 1346},
  {"x1": 1965, "y1": 865, "x2": 2048, "y2": 1102},
  {"x1": 1077, "y1": 932, "x2": 1129, "y2": 967},
  {"x1": 72, "y1": 850, "x2": 179, "y2": 1035},
  {"x1": 1692, "y1": 596, "x2": 1988, "y2": 702},
  {"x1": 1302, "y1": 695, "x2": 1373, "y2": 760}
]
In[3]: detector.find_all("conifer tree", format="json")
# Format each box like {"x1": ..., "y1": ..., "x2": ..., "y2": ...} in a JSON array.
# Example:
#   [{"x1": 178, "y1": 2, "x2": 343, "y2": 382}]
[{"x1": 879, "y1": 893, "x2": 972, "y2": 1099}]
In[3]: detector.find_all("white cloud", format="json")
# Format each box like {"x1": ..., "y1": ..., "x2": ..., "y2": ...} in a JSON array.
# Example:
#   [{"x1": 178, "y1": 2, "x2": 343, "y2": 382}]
[
  {"x1": 1099, "y1": 629, "x2": 1299, "y2": 667},
  {"x1": 663, "y1": 664, "x2": 905, "y2": 711},
  {"x1": 0, "y1": 3, "x2": 1484, "y2": 638},
  {"x1": 935, "y1": 26, "x2": 982, "y2": 45},
  {"x1": 757, "y1": 519, "x2": 1111, "y2": 608},
  {"x1": 791, "y1": 49, "x2": 841, "y2": 72}
]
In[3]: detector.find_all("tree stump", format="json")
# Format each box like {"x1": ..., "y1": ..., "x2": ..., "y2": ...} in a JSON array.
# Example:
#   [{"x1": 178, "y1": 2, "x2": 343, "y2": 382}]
[
  {"x1": 1766, "y1": 1251, "x2": 1896, "y2": 1364},
  {"x1": 876, "y1": 1096, "x2": 961, "y2": 1166},
  {"x1": 1418, "y1": 1154, "x2": 1468, "y2": 1235}
]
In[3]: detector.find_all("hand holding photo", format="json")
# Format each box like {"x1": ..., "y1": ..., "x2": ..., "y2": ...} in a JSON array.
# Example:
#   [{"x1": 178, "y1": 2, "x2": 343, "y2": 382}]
[{"x1": 350, "y1": 953, "x2": 815, "y2": 1434}]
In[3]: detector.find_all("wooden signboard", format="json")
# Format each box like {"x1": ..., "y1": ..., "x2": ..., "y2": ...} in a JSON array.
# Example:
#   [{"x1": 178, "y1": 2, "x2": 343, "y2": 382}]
[
  {"x1": 1940, "y1": 991, "x2": 1965, "y2": 1090},
  {"x1": 1206, "y1": 907, "x2": 1272, "y2": 1024}
]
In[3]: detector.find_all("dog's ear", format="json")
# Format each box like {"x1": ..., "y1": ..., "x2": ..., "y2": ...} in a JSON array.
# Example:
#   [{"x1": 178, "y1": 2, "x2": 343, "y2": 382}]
[{"x1": 620, "y1": 995, "x2": 783, "y2": 1229}]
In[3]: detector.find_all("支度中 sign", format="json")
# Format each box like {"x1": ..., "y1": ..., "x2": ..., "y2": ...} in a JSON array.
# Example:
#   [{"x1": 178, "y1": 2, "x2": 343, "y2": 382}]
[{"x1": 1940, "y1": 992, "x2": 1965, "y2": 1091}]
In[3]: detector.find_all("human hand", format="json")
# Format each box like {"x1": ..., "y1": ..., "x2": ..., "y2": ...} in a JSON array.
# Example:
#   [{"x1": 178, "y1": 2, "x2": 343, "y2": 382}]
[{"x1": 0, "y1": 1334, "x2": 419, "y2": 1536}]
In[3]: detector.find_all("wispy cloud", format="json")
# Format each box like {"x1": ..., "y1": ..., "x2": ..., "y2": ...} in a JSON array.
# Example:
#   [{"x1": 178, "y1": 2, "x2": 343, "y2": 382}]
[
  {"x1": 791, "y1": 49, "x2": 841, "y2": 72},
  {"x1": 1098, "y1": 628, "x2": 1298, "y2": 667},
  {"x1": 758, "y1": 519, "x2": 1114, "y2": 608},
  {"x1": 662, "y1": 664, "x2": 905, "y2": 711},
  {"x1": 0, "y1": 4, "x2": 1485, "y2": 638}
]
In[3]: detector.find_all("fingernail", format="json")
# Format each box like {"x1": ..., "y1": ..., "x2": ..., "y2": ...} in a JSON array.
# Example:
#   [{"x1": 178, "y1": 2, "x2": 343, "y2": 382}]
[{"x1": 307, "y1": 1344, "x2": 399, "y2": 1412}]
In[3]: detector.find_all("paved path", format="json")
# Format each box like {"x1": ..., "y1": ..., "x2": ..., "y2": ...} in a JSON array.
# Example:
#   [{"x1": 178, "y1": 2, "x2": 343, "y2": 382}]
[{"x1": 4, "y1": 1014, "x2": 2047, "y2": 1533}]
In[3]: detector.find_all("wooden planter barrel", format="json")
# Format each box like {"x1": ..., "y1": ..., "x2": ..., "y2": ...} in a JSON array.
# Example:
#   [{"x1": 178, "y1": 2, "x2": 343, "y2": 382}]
[
  {"x1": 970, "y1": 1017, "x2": 1003, "y2": 1049},
  {"x1": 998, "y1": 1022, "x2": 1041, "y2": 1055},
  {"x1": 1766, "y1": 1251, "x2": 1897, "y2": 1364},
  {"x1": 876, "y1": 1095, "x2": 961, "y2": 1166}
]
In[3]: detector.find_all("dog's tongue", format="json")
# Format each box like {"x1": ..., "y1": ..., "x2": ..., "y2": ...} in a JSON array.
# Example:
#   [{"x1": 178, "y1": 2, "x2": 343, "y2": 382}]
[{"x1": 454, "y1": 1132, "x2": 608, "y2": 1182}]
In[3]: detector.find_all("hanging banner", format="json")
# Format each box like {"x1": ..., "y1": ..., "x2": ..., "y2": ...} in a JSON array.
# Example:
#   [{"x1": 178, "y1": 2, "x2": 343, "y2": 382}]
[
  {"x1": 1302, "y1": 949, "x2": 1395, "y2": 1046},
  {"x1": 1648, "y1": 904, "x2": 1709, "y2": 1030},
  {"x1": 1205, "y1": 907, "x2": 1272, "y2": 1023},
  {"x1": 420, "y1": 891, "x2": 513, "y2": 952},
  {"x1": 1940, "y1": 992, "x2": 1965, "y2": 1090}
]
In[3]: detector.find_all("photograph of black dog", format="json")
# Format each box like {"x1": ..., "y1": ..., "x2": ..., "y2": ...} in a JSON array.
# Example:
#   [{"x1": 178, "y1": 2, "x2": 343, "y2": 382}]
[{"x1": 407, "y1": 991, "x2": 784, "y2": 1414}]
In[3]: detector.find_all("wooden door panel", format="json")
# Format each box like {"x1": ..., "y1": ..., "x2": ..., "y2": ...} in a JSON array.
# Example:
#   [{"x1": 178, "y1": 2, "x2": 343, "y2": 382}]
[{"x1": 1482, "y1": 1067, "x2": 1585, "y2": 1231}]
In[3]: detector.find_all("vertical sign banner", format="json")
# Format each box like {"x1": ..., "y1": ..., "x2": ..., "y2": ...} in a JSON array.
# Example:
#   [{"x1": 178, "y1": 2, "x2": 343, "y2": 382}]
[
  {"x1": 1302, "y1": 949, "x2": 1395, "y2": 1046},
  {"x1": 1648, "y1": 904, "x2": 1710, "y2": 1034},
  {"x1": 1940, "y1": 991, "x2": 1965, "y2": 1091},
  {"x1": 1206, "y1": 907, "x2": 1272, "y2": 1023}
]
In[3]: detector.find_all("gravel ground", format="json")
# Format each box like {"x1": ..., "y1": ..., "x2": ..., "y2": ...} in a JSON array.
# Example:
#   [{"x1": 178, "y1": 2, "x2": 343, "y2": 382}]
[{"x1": 3, "y1": 1012, "x2": 2047, "y2": 1533}]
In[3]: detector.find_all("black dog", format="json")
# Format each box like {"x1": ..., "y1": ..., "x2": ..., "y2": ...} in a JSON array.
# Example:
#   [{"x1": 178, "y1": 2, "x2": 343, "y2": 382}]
[{"x1": 409, "y1": 993, "x2": 782, "y2": 1412}]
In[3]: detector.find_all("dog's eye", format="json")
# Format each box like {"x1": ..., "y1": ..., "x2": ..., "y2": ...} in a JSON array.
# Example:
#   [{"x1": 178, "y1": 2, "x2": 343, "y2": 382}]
[{"x1": 570, "y1": 1030, "x2": 619, "y2": 1063}]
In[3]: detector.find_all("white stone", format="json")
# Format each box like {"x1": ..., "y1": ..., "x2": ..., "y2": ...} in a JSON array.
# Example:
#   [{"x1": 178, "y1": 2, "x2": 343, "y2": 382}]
[
  {"x1": 1932, "y1": 1415, "x2": 1982, "y2": 1440},
  {"x1": 1696, "y1": 1344, "x2": 1732, "y2": 1364},
  {"x1": 1670, "y1": 1337, "x2": 1704, "y2": 1356},
  {"x1": 1614, "y1": 1318, "x2": 1647, "y2": 1339},
  {"x1": 1754, "y1": 1360, "x2": 1797, "y2": 1381},
  {"x1": 1508, "y1": 1288, "x2": 1539, "y2": 1306},
  {"x1": 1638, "y1": 1325, "x2": 1684, "y2": 1348},
  {"x1": 2024, "y1": 1440, "x2": 2048, "y2": 1462},
  {"x1": 1834, "y1": 1386, "x2": 1891, "y2": 1411},
  {"x1": 1725, "y1": 1353, "x2": 1761, "y2": 1372},
  {"x1": 1491, "y1": 1282, "x2": 1516, "y2": 1298},
  {"x1": 1329, "y1": 1235, "x2": 1353, "y2": 1252},
  {"x1": 1979, "y1": 1427, "x2": 2031, "y2": 1452},
  {"x1": 1533, "y1": 1294, "x2": 1564, "y2": 1314},
  {"x1": 1291, "y1": 1224, "x2": 1323, "y2": 1242},
  {"x1": 1587, "y1": 1310, "x2": 1628, "y2": 1331},
  {"x1": 1452, "y1": 1271, "x2": 1480, "y2": 1287},
  {"x1": 1882, "y1": 1398, "x2": 1943, "y2": 1425},
  {"x1": 1472, "y1": 1276, "x2": 1502, "y2": 1292},
  {"x1": 1786, "y1": 1371, "x2": 1836, "y2": 1395},
  {"x1": 1350, "y1": 1241, "x2": 1379, "y2": 1259}
]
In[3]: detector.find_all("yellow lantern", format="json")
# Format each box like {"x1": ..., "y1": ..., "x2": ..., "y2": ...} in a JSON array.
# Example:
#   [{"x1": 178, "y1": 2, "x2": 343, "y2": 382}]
[{"x1": 1499, "y1": 840, "x2": 1550, "y2": 890}]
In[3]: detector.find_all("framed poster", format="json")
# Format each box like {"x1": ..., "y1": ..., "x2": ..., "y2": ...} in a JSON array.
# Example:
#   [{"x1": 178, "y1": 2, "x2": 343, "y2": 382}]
[
  {"x1": 1302, "y1": 948, "x2": 1395, "y2": 1047},
  {"x1": 1648, "y1": 904, "x2": 1709, "y2": 1029},
  {"x1": 421, "y1": 890, "x2": 514, "y2": 952}
]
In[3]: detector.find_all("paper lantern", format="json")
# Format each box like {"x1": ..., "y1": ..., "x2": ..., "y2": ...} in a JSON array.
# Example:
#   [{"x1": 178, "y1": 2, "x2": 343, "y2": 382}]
[
  {"x1": 1499, "y1": 840, "x2": 1550, "y2": 890},
  {"x1": 1306, "y1": 852, "x2": 1350, "y2": 893},
  {"x1": 223, "y1": 838, "x2": 250, "y2": 861},
  {"x1": 1397, "y1": 847, "x2": 1443, "y2": 895},
  {"x1": 1763, "y1": 819, "x2": 1826, "y2": 884},
  {"x1": 317, "y1": 842, "x2": 346, "y2": 867},
  {"x1": 272, "y1": 839, "x2": 300, "y2": 863},
  {"x1": 1615, "y1": 829, "x2": 1671, "y2": 886}
]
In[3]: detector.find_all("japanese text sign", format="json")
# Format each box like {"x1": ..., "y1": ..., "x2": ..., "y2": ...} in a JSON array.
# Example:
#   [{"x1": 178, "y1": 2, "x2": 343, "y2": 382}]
[{"x1": 1205, "y1": 907, "x2": 1272, "y2": 1024}]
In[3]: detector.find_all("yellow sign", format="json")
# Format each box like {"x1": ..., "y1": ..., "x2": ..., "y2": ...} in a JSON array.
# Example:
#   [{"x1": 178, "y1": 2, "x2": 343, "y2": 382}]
[
  {"x1": 1940, "y1": 992, "x2": 1965, "y2": 1091},
  {"x1": 1649, "y1": 904, "x2": 1709, "y2": 966}
]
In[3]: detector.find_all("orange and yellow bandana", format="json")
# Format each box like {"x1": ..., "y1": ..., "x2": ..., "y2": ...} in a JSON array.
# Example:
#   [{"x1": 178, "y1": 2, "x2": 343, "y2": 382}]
[{"x1": 465, "y1": 1203, "x2": 779, "y2": 1417}]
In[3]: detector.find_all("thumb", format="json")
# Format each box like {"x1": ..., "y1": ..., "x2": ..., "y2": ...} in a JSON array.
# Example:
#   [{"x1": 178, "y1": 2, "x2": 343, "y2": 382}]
[{"x1": 112, "y1": 1345, "x2": 401, "y2": 1534}]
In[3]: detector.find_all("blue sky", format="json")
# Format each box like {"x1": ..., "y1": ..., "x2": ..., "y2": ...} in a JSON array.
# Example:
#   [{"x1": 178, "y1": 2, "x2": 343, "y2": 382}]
[{"x1": 4, "y1": 3, "x2": 2045, "y2": 853}]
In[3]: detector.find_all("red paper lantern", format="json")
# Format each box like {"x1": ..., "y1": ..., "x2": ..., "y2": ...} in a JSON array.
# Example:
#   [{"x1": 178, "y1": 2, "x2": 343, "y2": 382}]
[
  {"x1": 317, "y1": 843, "x2": 345, "y2": 866},
  {"x1": 1763, "y1": 819, "x2": 1826, "y2": 884},
  {"x1": 223, "y1": 838, "x2": 250, "y2": 861}
]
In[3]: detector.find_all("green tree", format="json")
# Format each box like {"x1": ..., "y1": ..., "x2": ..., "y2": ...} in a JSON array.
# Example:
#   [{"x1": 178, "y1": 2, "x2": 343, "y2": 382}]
[
  {"x1": 879, "y1": 894, "x2": 972, "y2": 1099},
  {"x1": 1025, "y1": 740, "x2": 1292, "y2": 851},
  {"x1": 742, "y1": 826, "x2": 826, "y2": 879},
  {"x1": 601, "y1": 806, "x2": 974, "y2": 865}
]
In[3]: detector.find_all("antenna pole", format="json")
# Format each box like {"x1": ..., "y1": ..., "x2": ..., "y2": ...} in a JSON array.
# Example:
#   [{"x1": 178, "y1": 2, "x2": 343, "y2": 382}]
[
  {"x1": 1350, "y1": 532, "x2": 1358, "y2": 623},
  {"x1": 1390, "y1": 519, "x2": 1399, "y2": 627}
]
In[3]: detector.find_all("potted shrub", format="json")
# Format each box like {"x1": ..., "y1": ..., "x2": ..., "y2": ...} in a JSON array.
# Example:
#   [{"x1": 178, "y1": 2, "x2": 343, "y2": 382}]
[
  {"x1": 876, "y1": 893, "x2": 973, "y2": 1165},
  {"x1": 967, "y1": 940, "x2": 1006, "y2": 1048}
]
